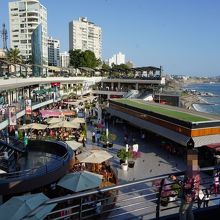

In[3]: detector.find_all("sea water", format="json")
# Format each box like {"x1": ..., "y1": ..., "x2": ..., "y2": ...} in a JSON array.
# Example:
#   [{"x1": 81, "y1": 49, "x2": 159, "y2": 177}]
[{"x1": 184, "y1": 83, "x2": 220, "y2": 115}]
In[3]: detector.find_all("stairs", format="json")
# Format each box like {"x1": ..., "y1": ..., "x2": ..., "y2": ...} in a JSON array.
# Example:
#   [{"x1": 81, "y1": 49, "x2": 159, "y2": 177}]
[
  {"x1": 0, "y1": 143, "x2": 15, "y2": 171},
  {"x1": 0, "y1": 137, "x2": 26, "y2": 172},
  {"x1": 123, "y1": 90, "x2": 140, "y2": 99}
]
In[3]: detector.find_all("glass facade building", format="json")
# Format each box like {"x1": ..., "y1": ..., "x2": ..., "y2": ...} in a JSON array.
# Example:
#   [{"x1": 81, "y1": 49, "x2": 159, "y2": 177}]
[{"x1": 31, "y1": 24, "x2": 42, "y2": 77}]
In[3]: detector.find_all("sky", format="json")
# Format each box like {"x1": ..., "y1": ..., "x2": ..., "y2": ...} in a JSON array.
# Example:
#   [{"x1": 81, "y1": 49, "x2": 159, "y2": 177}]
[{"x1": 0, "y1": 0, "x2": 220, "y2": 76}]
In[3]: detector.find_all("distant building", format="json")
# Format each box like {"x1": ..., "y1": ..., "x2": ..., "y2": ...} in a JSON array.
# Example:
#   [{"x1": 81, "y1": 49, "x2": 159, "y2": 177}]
[
  {"x1": 108, "y1": 52, "x2": 125, "y2": 66},
  {"x1": 69, "y1": 17, "x2": 102, "y2": 59},
  {"x1": 9, "y1": 0, "x2": 48, "y2": 64},
  {"x1": 60, "y1": 51, "x2": 69, "y2": 68},
  {"x1": 48, "y1": 37, "x2": 60, "y2": 66}
]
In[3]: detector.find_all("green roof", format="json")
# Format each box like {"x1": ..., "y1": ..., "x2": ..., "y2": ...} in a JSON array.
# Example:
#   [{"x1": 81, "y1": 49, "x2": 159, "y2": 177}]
[{"x1": 113, "y1": 99, "x2": 210, "y2": 122}]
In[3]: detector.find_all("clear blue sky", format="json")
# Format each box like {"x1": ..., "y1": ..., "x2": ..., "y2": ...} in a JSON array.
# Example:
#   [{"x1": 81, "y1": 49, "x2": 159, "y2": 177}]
[{"x1": 0, "y1": 0, "x2": 220, "y2": 76}]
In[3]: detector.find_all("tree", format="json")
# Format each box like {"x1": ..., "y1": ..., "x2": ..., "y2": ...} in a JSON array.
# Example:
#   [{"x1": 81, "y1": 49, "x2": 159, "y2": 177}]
[
  {"x1": 6, "y1": 48, "x2": 22, "y2": 64},
  {"x1": 69, "y1": 49, "x2": 100, "y2": 69},
  {"x1": 102, "y1": 62, "x2": 110, "y2": 71},
  {"x1": 69, "y1": 49, "x2": 82, "y2": 68}
]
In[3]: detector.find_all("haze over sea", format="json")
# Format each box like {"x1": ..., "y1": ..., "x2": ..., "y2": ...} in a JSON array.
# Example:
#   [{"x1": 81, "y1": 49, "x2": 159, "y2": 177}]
[{"x1": 185, "y1": 83, "x2": 220, "y2": 116}]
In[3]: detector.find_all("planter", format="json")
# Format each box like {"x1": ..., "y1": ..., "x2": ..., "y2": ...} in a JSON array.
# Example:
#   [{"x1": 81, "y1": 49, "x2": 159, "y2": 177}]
[
  {"x1": 169, "y1": 195, "x2": 177, "y2": 202},
  {"x1": 160, "y1": 197, "x2": 169, "y2": 207},
  {"x1": 120, "y1": 159, "x2": 125, "y2": 165},
  {"x1": 128, "y1": 161, "x2": 135, "y2": 168},
  {"x1": 108, "y1": 143, "x2": 113, "y2": 148},
  {"x1": 121, "y1": 163, "x2": 128, "y2": 171},
  {"x1": 102, "y1": 142, "x2": 107, "y2": 148}
]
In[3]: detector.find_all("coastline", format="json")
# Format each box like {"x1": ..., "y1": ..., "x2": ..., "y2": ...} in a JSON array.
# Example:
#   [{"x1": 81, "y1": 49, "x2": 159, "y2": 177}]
[{"x1": 180, "y1": 94, "x2": 205, "y2": 110}]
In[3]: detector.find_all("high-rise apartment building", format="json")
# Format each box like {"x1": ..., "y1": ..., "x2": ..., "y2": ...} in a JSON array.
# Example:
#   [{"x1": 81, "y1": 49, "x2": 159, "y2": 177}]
[
  {"x1": 60, "y1": 51, "x2": 70, "y2": 68},
  {"x1": 69, "y1": 17, "x2": 102, "y2": 59},
  {"x1": 48, "y1": 37, "x2": 60, "y2": 66},
  {"x1": 9, "y1": 0, "x2": 48, "y2": 64},
  {"x1": 108, "y1": 52, "x2": 125, "y2": 66}
]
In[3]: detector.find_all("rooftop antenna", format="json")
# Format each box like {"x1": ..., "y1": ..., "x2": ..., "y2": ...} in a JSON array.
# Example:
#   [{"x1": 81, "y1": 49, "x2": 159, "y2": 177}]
[{"x1": 0, "y1": 23, "x2": 8, "y2": 51}]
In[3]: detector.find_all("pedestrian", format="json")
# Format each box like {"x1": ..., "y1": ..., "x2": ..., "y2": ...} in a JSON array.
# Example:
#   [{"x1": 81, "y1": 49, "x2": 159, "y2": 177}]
[
  {"x1": 170, "y1": 149, "x2": 200, "y2": 220},
  {"x1": 197, "y1": 186, "x2": 204, "y2": 208},
  {"x1": 82, "y1": 137, "x2": 86, "y2": 147},
  {"x1": 96, "y1": 131, "x2": 101, "y2": 145},
  {"x1": 213, "y1": 171, "x2": 219, "y2": 196},
  {"x1": 92, "y1": 131, "x2": 96, "y2": 143},
  {"x1": 203, "y1": 188, "x2": 210, "y2": 208}
]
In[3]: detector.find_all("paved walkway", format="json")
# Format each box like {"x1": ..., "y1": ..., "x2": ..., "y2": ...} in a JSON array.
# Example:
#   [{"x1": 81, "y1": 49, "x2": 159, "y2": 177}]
[{"x1": 84, "y1": 120, "x2": 219, "y2": 219}]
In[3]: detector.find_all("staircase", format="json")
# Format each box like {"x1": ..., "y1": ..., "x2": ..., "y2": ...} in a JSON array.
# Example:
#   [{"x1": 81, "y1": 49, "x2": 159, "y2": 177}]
[
  {"x1": 123, "y1": 90, "x2": 140, "y2": 99},
  {"x1": 0, "y1": 143, "x2": 15, "y2": 171},
  {"x1": 0, "y1": 138, "x2": 26, "y2": 172}
]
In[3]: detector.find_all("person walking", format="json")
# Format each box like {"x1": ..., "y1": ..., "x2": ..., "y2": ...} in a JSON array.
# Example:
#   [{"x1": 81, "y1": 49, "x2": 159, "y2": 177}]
[
  {"x1": 203, "y1": 188, "x2": 210, "y2": 208},
  {"x1": 213, "y1": 171, "x2": 219, "y2": 196},
  {"x1": 92, "y1": 131, "x2": 96, "y2": 143},
  {"x1": 170, "y1": 149, "x2": 200, "y2": 220},
  {"x1": 197, "y1": 187, "x2": 204, "y2": 208}
]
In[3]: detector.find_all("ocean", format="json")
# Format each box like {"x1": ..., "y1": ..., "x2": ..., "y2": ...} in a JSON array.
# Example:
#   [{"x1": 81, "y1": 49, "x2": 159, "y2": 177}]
[{"x1": 184, "y1": 83, "x2": 220, "y2": 116}]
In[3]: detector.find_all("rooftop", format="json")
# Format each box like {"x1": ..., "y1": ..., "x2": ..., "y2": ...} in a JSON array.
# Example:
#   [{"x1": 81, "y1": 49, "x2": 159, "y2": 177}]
[{"x1": 113, "y1": 99, "x2": 214, "y2": 123}]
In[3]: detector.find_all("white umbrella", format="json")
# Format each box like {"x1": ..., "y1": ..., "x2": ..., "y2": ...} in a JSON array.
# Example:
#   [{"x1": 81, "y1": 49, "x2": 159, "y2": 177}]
[
  {"x1": 77, "y1": 149, "x2": 113, "y2": 164},
  {"x1": 57, "y1": 171, "x2": 103, "y2": 192},
  {"x1": 66, "y1": 140, "x2": 83, "y2": 151},
  {"x1": 0, "y1": 169, "x2": 6, "y2": 174},
  {"x1": 19, "y1": 123, "x2": 47, "y2": 130},
  {"x1": 46, "y1": 117, "x2": 63, "y2": 124},
  {"x1": 48, "y1": 121, "x2": 80, "y2": 129},
  {"x1": 71, "y1": 117, "x2": 85, "y2": 124}
]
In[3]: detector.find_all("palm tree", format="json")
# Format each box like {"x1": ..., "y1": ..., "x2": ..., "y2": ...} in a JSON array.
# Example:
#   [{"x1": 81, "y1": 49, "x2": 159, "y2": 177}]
[
  {"x1": 6, "y1": 48, "x2": 23, "y2": 75},
  {"x1": 7, "y1": 48, "x2": 22, "y2": 64}
]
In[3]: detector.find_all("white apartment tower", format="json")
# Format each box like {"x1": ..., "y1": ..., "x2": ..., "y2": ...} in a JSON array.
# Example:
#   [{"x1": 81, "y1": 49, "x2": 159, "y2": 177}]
[
  {"x1": 60, "y1": 51, "x2": 70, "y2": 68},
  {"x1": 108, "y1": 52, "x2": 125, "y2": 66},
  {"x1": 48, "y1": 37, "x2": 60, "y2": 66},
  {"x1": 69, "y1": 17, "x2": 102, "y2": 59},
  {"x1": 9, "y1": 0, "x2": 48, "y2": 64}
]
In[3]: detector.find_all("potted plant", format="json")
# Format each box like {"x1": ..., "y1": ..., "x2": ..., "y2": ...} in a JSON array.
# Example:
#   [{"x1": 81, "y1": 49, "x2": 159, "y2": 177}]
[
  {"x1": 100, "y1": 132, "x2": 116, "y2": 148},
  {"x1": 117, "y1": 148, "x2": 132, "y2": 171},
  {"x1": 128, "y1": 151, "x2": 141, "y2": 168},
  {"x1": 170, "y1": 183, "x2": 181, "y2": 201}
]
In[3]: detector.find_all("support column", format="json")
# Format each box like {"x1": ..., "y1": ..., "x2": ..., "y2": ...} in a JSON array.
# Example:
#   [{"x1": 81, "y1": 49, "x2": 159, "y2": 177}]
[
  {"x1": 118, "y1": 82, "x2": 121, "y2": 91},
  {"x1": 135, "y1": 83, "x2": 138, "y2": 90},
  {"x1": 7, "y1": 91, "x2": 11, "y2": 105},
  {"x1": 111, "y1": 82, "x2": 114, "y2": 91}
]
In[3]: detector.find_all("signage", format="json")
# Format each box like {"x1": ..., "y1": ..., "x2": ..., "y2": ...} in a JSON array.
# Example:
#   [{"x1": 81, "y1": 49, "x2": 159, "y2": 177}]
[
  {"x1": 8, "y1": 106, "x2": 17, "y2": 126},
  {"x1": 25, "y1": 99, "x2": 32, "y2": 115},
  {"x1": 51, "y1": 82, "x2": 60, "y2": 87}
]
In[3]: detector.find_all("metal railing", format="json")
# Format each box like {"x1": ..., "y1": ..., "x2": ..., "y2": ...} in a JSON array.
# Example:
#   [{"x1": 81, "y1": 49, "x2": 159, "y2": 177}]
[{"x1": 23, "y1": 166, "x2": 220, "y2": 220}]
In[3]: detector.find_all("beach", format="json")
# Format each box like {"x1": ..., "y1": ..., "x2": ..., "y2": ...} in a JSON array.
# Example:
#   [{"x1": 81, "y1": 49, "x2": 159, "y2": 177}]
[{"x1": 180, "y1": 94, "x2": 205, "y2": 110}]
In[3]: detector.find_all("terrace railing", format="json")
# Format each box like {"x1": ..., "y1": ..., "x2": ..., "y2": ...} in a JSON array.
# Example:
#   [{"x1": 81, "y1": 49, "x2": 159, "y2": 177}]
[{"x1": 24, "y1": 166, "x2": 220, "y2": 220}]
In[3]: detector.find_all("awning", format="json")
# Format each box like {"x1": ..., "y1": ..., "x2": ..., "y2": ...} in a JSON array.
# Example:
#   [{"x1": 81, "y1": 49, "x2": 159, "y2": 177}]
[
  {"x1": 193, "y1": 135, "x2": 220, "y2": 148},
  {"x1": 61, "y1": 110, "x2": 76, "y2": 116},
  {"x1": 40, "y1": 110, "x2": 61, "y2": 118},
  {"x1": 66, "y1": 140, "x2": 83, "y2": 151}
]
